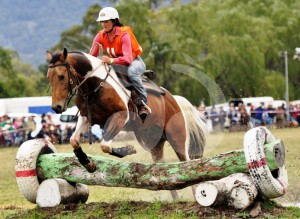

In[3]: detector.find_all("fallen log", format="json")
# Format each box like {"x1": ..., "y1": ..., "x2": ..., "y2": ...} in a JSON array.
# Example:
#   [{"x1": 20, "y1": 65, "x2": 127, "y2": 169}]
[
  {"x1": 195, "y1": 173, "x2": 258, "y2": 209},
  {"x1": 36, "y1": 140, "x2": 283, "y2": 190}
]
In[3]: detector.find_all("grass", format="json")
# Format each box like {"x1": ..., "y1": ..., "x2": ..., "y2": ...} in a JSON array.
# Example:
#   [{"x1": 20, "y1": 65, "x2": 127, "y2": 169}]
[{"x1": 1, "y1": 128, "x2": 300, "y2": 218}]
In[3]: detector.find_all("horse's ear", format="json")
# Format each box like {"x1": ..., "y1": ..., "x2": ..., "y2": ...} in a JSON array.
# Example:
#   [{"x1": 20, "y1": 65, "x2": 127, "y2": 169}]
[
  {"x1": 63, "y1": 48, "x2": 68, "y2": 60},
  {"x1": 46, "y1": 51, "x2": 52, "y2": 62}
]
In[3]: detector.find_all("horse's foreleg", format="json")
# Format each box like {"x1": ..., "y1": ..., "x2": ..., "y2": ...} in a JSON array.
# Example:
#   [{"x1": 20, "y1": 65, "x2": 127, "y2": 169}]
[
  {"x1": 101, "y1": 111, "x2": 136, "y2": 158},
  {"x1": 70, "y1": 115, "x2": 96, "y2": 173}
]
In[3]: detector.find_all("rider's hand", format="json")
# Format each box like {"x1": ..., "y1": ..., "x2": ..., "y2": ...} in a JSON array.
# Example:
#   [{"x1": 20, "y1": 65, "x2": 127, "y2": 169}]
[{"x1": 101, "y1": 56, "x2": 113, "y2": 64}]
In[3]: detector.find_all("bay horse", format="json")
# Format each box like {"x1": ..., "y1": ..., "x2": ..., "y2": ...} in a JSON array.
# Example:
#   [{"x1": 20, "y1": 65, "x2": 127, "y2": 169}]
[{"x1": 47, "y1": 48, "x2": 208, "y2": 196}]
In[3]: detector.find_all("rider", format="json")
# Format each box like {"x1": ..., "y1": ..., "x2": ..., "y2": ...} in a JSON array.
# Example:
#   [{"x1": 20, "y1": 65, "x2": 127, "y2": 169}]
[{"x1": 89, "y1": 7, "x2": 150, "y2": 120}]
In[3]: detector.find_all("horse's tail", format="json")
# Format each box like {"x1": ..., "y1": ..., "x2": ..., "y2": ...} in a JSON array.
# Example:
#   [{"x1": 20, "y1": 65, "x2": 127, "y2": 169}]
[{"x1": 173, "y1": 96, "x2": 208, "y2": 160}]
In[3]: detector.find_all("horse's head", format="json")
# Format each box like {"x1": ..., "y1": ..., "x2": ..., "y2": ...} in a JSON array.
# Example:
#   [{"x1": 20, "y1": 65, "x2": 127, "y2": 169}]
[
  {"x1": 46, "y1": 48, "x2": 74, "y2": 113},
  {"x1": 47, "y1": 48, "x2": 93, "y2": 113}
]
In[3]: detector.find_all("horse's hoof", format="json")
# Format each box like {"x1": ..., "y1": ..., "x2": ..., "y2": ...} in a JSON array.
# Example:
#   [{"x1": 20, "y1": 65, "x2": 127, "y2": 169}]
[
  {"x1": 110, "y1": 145, "x2": 137, "y2": 158},
  {"x1": 85, "y1": 162, "x2": 96, "y2": 173},
  {"x1": 101, "y1": 145, "x2": 112, "y2": 154},
  {"x1": 125, "y1": 145, "x2": 137, "y2": 155}
]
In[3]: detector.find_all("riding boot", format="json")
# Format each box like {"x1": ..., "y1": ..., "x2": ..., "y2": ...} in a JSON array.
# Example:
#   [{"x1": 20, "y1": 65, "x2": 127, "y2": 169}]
[{"x1": 132, "y1": 92, "x2": 151, "y2": 121}]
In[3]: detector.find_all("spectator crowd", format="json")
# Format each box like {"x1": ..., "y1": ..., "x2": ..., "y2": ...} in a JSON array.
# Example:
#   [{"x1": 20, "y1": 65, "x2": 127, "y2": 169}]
[
  {"x1": 198, "y1": 102, "x2": 300, "y2": 132},
  {"x1": 2, "y1": 101, "x2": 300, "y2": 146},
  {"x1": 0, "y1": 113, "x2": 74, "y2": 147}
]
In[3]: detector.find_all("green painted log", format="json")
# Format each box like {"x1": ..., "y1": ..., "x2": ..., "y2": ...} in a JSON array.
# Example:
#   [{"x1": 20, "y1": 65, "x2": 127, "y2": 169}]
[{"x1": 36, "y1": 140, "x2": 283, "y2": 190}]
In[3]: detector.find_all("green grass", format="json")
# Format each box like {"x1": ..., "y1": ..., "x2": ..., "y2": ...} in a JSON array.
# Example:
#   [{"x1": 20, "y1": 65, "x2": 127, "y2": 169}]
[{"x1": 1, "y1": 128, "x2": 300, "y2": 218}]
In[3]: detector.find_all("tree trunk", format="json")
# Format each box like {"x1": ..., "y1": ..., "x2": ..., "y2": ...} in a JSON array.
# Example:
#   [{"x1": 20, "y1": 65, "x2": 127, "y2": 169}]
[
  {"x1": 36, "y1": 140, "x2": 282, "y2": 191},
  {"x1": 195, "y1": 173, "x2": 258, "y2": 209}
]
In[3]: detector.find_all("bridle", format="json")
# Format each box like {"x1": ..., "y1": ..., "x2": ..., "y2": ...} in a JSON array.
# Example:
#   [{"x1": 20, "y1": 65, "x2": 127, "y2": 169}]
[{"x1": 48, "y1": 62, "x2": 78, "y2": 110}]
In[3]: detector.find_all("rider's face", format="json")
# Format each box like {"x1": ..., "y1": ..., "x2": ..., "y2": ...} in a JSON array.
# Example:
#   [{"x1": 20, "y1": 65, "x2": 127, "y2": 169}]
[{"x1": 101, "y1": 20, "x2": 113, "y2": 33}]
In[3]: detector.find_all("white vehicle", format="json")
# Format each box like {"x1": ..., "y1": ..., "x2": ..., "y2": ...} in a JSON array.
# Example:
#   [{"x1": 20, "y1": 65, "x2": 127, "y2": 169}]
[
  {"x1": 292, "y1": 100, "x2": 300, "y2": 106},
  {"x1": 59, "y1": 106, "x2": 78, "y2": 128},
  {"x1": 231, "y1": 96, "x2": 274, "y2": 108},
  {"x1": 273, "y1": 100, "x2": 286, "y2": 108}
]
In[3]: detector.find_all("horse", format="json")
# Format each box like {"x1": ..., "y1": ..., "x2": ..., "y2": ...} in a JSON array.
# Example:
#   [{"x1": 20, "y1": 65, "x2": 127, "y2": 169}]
[{"x1": 46, "y1": 48, "x2": 208, "y2": 197}]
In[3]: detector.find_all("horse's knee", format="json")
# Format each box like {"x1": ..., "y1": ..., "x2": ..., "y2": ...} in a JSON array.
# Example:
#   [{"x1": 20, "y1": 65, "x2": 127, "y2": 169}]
[{"x1": 70, "y1": 136, "x2": 80, "y2": 149}]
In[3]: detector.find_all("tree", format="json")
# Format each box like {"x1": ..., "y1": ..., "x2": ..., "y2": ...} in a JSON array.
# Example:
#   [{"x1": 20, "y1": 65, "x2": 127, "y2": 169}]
[
  {"x1": 0, "y1": 46, "x2": 46, "y2": 98},
  {"x1": 52, "y1": 3, "x2": 102, "y2": 53},
  {"x1": 46, "y1": 0, "x2": 300, "y2": 105}
]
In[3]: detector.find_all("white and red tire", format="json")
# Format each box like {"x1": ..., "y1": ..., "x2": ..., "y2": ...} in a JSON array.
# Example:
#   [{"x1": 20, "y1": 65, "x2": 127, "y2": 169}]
[
  {"x1": 15, "y1": 139, "x2": 57, "y2": 203},
  {"x1": 244, "y1": 127, "x2": 288, "y2": 199}
]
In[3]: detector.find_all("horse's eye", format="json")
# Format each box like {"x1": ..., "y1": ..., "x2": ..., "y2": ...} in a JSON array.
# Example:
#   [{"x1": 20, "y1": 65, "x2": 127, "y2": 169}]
[{"x1": 58, "y1": 75, "x2": 65, "y2": 81}]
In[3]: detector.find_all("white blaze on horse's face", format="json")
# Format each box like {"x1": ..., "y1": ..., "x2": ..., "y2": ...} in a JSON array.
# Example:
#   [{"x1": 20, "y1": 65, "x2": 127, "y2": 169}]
[{"x1": 46, "y1": 53, "x2": 70, "y2": 113}]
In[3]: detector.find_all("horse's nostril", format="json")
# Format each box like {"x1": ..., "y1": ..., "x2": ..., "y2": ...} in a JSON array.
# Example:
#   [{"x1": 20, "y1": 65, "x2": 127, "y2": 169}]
[{"x1": 52, "y1": 105, "x2": 62, "y2": 113}]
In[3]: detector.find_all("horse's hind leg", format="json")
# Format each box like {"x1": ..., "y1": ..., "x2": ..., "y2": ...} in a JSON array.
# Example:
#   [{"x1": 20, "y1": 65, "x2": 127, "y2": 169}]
[
  {"x1": 150, "y1": 139, "x2": 179, "y2": 200},
  {"x1": 100, "y1": 111, "x2": 136, "y2": 158}
]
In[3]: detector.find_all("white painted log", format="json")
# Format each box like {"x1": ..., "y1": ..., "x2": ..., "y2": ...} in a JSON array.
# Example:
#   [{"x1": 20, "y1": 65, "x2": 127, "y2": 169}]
[
  {"x1": 195, "y1": 181, "x2": 222, "y2": 206},
  {"x1": 36, "y1": 178, "x2": 89, "y2": 207},
  {"x1": 228, "y1": 176, "x2": 258, "y2": 209},
  {"x1": 195, "y1": 173, "x2": 258, "y2": 209}
]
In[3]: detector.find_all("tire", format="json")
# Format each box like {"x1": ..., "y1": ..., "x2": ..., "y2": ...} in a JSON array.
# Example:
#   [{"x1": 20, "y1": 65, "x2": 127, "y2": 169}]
[
  {"x1": 15, "y1": 139, "x2": 57, "y2": 203},
  {"x1": 243, "y1": 127, "x2": 288, "y2": 199}
]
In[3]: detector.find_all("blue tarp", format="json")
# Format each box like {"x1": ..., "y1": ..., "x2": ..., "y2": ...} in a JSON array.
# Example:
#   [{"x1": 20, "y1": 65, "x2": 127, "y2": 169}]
[{"x1": 28, "y1": 106, "x2": 54, "y2": 114}]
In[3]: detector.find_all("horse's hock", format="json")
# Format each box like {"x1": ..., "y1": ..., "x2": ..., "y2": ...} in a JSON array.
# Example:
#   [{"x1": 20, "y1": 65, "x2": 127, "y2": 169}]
[{"x1": 15, "y1": 127, "x2": 288, "y2": 208}]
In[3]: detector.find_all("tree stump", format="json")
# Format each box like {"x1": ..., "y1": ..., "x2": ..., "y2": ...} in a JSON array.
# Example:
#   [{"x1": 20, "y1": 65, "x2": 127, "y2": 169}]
[{"x1": 36, "y1": 178, "x2": 89, "y2": 207}]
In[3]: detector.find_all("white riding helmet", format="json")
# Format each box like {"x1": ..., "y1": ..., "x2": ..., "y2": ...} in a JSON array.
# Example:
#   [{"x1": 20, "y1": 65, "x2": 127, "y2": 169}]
[{"x1": 96, "y1": 7, "x2": 119, "y2": 22}]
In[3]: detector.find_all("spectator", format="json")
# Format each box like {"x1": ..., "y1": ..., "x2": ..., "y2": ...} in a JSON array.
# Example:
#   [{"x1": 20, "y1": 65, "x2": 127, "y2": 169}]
[
  {"x1": 219, "y1": 106, "x2": 227, "y2": 131},
  {"x1": 296, "y1": 105, "x2": 300, "y2": 126},
  {"x1": 227, "y1": 103, "x2": 239, "y2": 125},
  {"x1": 25, "y1": 115, "x2": 36, "y2": 140},
  {"x1": 240, "y1": 108, "x2": 250, "y2": 126},
  {"x1": 210, "y1": 106, "x2": 220, "y2": 130},
  {"x1": 63, "y1": 125, "x2": 74, "y2": 144},
  {"x1": 276, "y1": 106, "x2": 285, "y2": 128},
  {"x1": 255, "y1": 104, "x2": 264, "y2": 125},
  {"x1": 41, "y1": 113, "x2": 47, "y2": 124},
  {"x1": 266, "y1": 103, "x2": 276, "y2": 124},
  {"x1": 2, "y1": 119, "x2": 15, "y2": 146},
  {"x1": 290, "y1": 104, "x2": 298, "y2": 127},
  {"x1": 36, "y1": 125, "x2": 51, "y2": 141},
  {"x1": 198, "y1": 105, "x2": 208, "y2": 118}
]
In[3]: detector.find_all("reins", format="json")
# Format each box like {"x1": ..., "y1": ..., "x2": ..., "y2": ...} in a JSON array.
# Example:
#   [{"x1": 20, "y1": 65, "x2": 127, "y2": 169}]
[{"x1": 48, "y1": 56, "x2": 133, "y2": 146}]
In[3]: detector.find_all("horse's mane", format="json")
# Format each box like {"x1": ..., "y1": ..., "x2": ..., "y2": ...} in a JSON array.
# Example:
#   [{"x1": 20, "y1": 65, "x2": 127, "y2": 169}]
[{"x1": 50, "y1": 51, "x2": 93, "y2": 76}]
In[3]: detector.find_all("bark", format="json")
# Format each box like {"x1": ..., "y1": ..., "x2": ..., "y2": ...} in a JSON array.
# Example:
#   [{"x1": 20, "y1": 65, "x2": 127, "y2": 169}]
[{"x1": 36, "y1": 140, "x2": 283, "y2": 190}]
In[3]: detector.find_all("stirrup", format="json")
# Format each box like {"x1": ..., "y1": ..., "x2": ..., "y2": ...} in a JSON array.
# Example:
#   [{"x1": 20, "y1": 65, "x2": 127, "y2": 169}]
[
  {"x1": 138, "y1": 107, "x2": 149, "y2": 121},
  {"x1": 138, "y1": 101, "x2": 151, "y2": 121}
]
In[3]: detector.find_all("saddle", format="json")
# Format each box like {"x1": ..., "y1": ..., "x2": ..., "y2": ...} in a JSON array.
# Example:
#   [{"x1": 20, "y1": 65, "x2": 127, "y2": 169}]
[
  {"x1": 114, "y1": 68, "x2": 165, "y2": 115},
  {"x1": 115, "y1": 70, "x2": 165, "y2": 96}
]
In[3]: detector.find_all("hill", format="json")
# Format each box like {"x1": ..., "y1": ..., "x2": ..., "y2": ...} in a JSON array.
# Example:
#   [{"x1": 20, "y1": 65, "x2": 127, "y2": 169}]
[{"x1": 0, "y1": 0, "x2": 108, "y2": 67}]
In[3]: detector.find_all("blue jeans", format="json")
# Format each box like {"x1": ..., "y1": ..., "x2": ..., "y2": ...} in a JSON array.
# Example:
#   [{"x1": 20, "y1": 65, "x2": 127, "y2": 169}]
[
  {"x1": 128, "y1": 56, "x2": 147, "y2": 103},
  {"x1": 113, "y1": 56, "x2": 147, "y2": 103}
]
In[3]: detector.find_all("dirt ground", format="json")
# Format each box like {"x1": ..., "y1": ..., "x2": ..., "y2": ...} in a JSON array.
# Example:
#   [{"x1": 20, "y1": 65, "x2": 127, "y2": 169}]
[{"x1": 6, "y1": 200, "x2": 291, "y2": 219}]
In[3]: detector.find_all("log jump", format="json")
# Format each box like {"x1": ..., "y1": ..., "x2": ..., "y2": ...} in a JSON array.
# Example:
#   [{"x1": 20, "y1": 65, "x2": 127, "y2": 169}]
[{"x1": 15, "y1": 127, "x2": 288, "y2": 208}]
